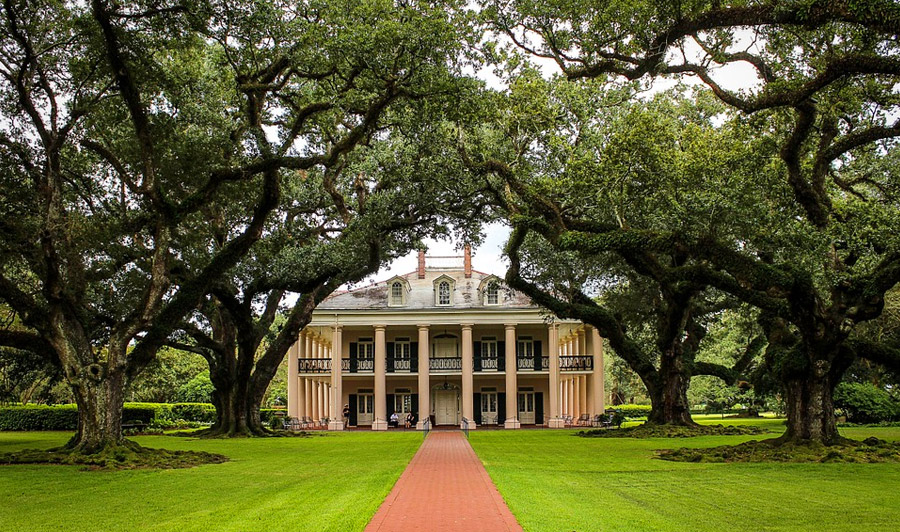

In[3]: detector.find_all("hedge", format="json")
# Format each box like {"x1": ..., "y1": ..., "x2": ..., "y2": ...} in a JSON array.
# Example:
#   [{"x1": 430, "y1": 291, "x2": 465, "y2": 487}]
[
  {"x1": 0, "y1": 402, "x2": 218, "y2": 431},
  {"x1": 834, "y1": 382, "x2": 900, "y2": 424},
  {"x1": 609, "y1": 404, "x2": 652, "y2": 418}
]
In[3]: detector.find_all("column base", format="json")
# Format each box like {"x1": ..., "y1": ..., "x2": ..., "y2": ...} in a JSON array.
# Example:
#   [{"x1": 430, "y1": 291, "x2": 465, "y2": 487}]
[
  {"x1": 504, "y1": 419, "x2": 521, "y2": 429},
  {"x1": 327, "y1": 421, "x2": 345, "y2": 431},
  {"x1": 461, "y1": 421, "x2": 477, "y2": 430},
  {"x1": 548, "y1": 417, "x2": 567, "y2": 429},
  {"x1": 372, "y1": 419, "x2": 389, "y2": 431},
  {"x1": 416, "y1": 420, "x2": 429, "y2": 431}
]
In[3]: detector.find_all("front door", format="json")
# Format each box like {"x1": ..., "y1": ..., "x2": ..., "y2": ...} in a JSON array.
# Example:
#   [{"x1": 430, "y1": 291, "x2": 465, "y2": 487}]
[
  {"x1": 434, "y1": 390, "x2": 459, "y2": 425},
  {"x1": 518, "y1": 392, "x2": 535, "y2": 424},
  {"x1": 358, "y1": 393, "x2": 374, "y2": 426}
]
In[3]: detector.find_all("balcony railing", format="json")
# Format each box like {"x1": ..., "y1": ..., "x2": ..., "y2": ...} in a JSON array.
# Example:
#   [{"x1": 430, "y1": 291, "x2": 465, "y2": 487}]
[
  {"x1": 430, "y1": 357, "x2": 462, "y2": 371},
  {"x1": 560, "y1": 355, "x2": 593, "y2": 371},
  {"x1": 517, "y1": 356, "x2": 550, "y2": 371},
  {"x1": 474, "y1": 356, "x2": 502, "y2": 372},
  {"x1": 342, "y1": 358, "x2": 375, "y2": 373},
  {"x1": 387, "y1": 356, "x2": 417, "y2": 373},
  {"x1": 300, "y1": 354, "x2": 594, "y2": 374},
  {"x1": 298, "y1": 358, "x2": 331, "y2": 373}
]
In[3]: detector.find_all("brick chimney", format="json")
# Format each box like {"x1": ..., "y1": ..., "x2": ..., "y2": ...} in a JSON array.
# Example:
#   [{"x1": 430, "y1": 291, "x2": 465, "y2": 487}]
[
  {"x1": 417, "y1": 250, "x2": 426, "y2": 279},
  {"x1": 464, "y1": 244, "x2": 472, "y2": 278}
]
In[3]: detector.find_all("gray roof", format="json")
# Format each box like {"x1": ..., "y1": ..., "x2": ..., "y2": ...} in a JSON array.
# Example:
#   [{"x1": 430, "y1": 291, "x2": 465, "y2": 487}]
[{"x1": 317, "y1": 268, "x2": 537, "y2": 311}]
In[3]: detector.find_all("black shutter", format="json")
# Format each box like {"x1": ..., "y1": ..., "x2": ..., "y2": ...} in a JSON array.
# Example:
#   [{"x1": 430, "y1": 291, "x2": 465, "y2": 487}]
[
  {"x1": 411, "y1": 342, "x2": 419, "y2": 372},
  {"x1": 473, "y1": 341, "x2": 482, "y2": 371},
  {"x1": 349, "y1": 342, "x2": 358, "y2": 372},
  {"x1": 535, "y1": 392, "x2": 544, "y2": 426},
  {"x1": 534, "y1": 340, "x2": 543, "y2": 372},
  {"x1": 474, "y1": 393, "x2": 482, "y2": 424},
  {"x1": 348, "y1": 394, "x2": 358, "y2": 427},
  {"x1": 411, "y1": 394, "x2": 419, "y2": 423},
  {"x1": 498, "y1": 341, "x2": 506, "y2": 371},
  {"x1": 386, "y1": 342, "x2": 395, "y2": 372},
  {"x1": 386, "y1": 394, "x2": 395, "y2": 420},
  {"x1": 498, "y1": 392, "x2": 506, "y2": 425}
]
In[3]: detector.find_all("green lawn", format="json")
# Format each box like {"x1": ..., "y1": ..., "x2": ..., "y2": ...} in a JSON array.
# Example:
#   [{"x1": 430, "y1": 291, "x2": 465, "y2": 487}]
[
  {"x1": 0, "y1": 431, "x2": 420, "y2": 532},
  {"x1": 469, "y1": 420, "x2": 900, "y2": 532}
]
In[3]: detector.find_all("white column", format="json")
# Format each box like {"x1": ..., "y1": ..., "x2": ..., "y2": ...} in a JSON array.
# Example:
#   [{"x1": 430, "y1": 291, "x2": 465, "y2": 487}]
[
  {"x1": 579, "y1": 375, "x2": 588, "y2": 417},
  {"x1": 504, "y1": 324, "x2": 520, "y2": 429},
  {"x1": 373, "y1": 325, "x2": 388, "y2": 430},
  {"x1": 318, "y1": 381, "x2": 326, "y2": 423},
  {"x1": 461, "y1": 324, "x2": 476, "y2": 429},
  {"x1": 573, "y1": 377, "x2": 581, "y2": 418},
  {"x1": 329, "y1": 326, "x2": 344, "y2": 430},
  {"x1": 304, "y1": 379, "x2": 312, "y2": 419},
  {"x1": 591, "y1": 327, "x2": 606, "y2": 415},
  {"x1": 416, "y1": 325, "x2": 430, "y2": 430},
  {"x1": 577, "y1": 329, "x2": 586, "y2": 357},
  {"x1": 288, "y1": 338, "x2": 300, "y2": 418},
  {"x1": 311, "y1": 381, "x2": 319, "y2": 423},
  {"x1": 548, "y1": 324, "x2": 565, "y2": 428}
]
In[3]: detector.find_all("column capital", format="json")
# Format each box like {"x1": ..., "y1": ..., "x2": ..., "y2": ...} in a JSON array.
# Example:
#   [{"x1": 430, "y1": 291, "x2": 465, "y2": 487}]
[
  {"x1": 460, "y1": 323, "x2": 474, "y2": 330},
  {"x1": 548, "y1": 323, "x2": 559, "y2": 331},
  {"x1": 504, "y1": 323, "x2": 517, "y2": 331},
  {"x1": 332, "y1": 324, "x2": 343, "y2": 332},
  {"x1": 374, "y1": 324, "x2": 387, "y2": 332},
  {"x1": 417, "y1": 324, "x2": 430, "y2": 331}
]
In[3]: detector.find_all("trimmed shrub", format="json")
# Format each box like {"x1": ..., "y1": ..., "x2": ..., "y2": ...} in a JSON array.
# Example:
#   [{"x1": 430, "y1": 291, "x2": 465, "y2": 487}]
[
  {"x1": 834, "y1": 382, "x2": 900, "y2": 424},
  {"x1": 613, "y1": 404, "x2": 653, "y2": 418},
  {"x1": 0, "y1": 402, "x2": 218, "y2": 431},
  {"x1": 0, "y1": 404, "x2": 78, "y2": 430}
]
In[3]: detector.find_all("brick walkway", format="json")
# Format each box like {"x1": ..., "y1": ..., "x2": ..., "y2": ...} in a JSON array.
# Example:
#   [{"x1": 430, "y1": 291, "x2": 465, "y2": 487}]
[{"x1": 364, "y1": 432, "x2": 523, "y2": 532}]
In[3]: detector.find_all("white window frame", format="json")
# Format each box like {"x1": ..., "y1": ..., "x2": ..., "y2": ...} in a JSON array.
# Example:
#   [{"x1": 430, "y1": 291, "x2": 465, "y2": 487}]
[
  {"x1": 393, "y1": 337, "x2": 411, "y2": 359},
  {"x1": 485, "y1": 282, "x2": 500, "y2": 305},
  {"x1": 437, "y1": 280, "x2": 452, "y2": 306},
  {"x1": 358, "y1": 337, "x2": 374, "y2": 359},
  {"x1": 390, "y1": 282, "x2": 405, "y2": 306},
  {"x1": 517, "y1": 336, "x2": 534, "y2": 359}
]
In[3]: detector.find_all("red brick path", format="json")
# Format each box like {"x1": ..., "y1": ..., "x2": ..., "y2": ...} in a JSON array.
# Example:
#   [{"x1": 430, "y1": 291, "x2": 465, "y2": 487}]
[{"x1": 364, "y1": 432, "x2": 523, "y2": 532}]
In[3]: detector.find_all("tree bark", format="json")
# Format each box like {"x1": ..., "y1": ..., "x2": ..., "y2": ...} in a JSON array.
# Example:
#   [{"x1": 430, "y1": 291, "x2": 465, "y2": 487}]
[
  {"x1": 65, "y1": 363, "x2": 128, "y2": 453},
  {"x1": 644, "y1": 350, "x2": 697, "y2": 426}
]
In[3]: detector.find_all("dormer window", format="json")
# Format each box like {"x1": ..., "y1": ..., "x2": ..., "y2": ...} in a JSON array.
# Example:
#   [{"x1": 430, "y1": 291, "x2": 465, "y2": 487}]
[
  {"x1": 486, "y1": 281, "x2": 499, "y2": 305},
  {"x1": 433, "y1": 275, "x2": 455, "y2": 306},
  {"x1": 479, "y1": 275, "x2": 503, "y2": 306},
  {"x1": 386, "y1": 276, "x2": 409, "y2": 307}
]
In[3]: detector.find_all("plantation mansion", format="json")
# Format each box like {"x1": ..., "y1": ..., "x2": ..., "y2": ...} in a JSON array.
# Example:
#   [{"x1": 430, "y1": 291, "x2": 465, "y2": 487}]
[{"x1": 286, "y1": 248, "x2": 605, "y2": 430}]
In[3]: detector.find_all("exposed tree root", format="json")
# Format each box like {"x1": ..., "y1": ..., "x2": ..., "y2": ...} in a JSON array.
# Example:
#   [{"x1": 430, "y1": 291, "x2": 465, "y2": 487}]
[
  {"x1": 0, "y1": 439, "x2": 228, "y2": 470},
  {"x1": 659, "y1": 437, "x2": 900, "y2": 463},
  {"x1": 577, "y1": 424, "x2": 770, "y2": 439}
]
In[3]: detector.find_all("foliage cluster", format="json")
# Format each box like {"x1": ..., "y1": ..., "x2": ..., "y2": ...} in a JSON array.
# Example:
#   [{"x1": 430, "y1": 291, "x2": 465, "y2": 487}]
[{"x1": 834, "y1": 382, "x2": 900, "y2": 424}]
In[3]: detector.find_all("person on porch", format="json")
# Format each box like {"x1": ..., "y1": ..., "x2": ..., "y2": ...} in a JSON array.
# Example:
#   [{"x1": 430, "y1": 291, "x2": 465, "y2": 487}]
[
  {"x1": 405, "y1": 411, "x2": 415, "y2": 429},
  {"x1": 389, "y1": 412, "x2": 399, "y2": 428}
]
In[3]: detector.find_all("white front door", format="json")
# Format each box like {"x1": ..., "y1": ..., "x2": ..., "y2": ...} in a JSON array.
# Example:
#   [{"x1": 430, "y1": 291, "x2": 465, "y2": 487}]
[
  {"x1": 434, "y1": 390, "x2": 459, "y2": 425},
  {"x1": 358, "y1": 394, "x2": 374, "y2": 425},
  {"x1": 518, "y1": 392, "x2": 535, "y2": 424}
]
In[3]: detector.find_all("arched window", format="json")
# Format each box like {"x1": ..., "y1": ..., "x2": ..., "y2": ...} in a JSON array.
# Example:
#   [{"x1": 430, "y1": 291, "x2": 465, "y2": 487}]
[
  {"x1": 438, "y1": 280, "x2": 451, "y2": 305},
  {"x1": 390, "y1": 282, "x2": 404, "y2": 306},
  {"x1": 486, "y1": 281, "x2": 499, "y2": 305}
]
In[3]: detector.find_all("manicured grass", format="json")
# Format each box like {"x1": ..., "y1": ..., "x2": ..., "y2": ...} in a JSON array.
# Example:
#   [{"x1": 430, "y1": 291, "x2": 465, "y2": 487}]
[
  {"x1": 0, "y1": 431, "x2": 420, "y2": 532},
  {"x1": 470, "y1": 421, "x2": 900, "y2": 532}
]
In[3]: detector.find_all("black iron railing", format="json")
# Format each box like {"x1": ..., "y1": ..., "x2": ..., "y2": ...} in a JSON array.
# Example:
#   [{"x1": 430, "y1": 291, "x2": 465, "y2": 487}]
[
  {"x1": 298, "y1": 358, "x2": 331, "y2": 373},
  {"x1": 474, "y1": 356, "x2": 501, "y2": 372},
  {"x1": 517, "y1": 356, "x2": 550, "y2": 371},
  {"x1": 430, "y1": 357, "x2": 462, "y2": 371},
  {"x1": 342, "y1": 358, "x2": 375, "y2": 373},
  {"x1": 386, "y1": 356, "x2": 416, "y2": 373},
  {"x1": 560, "y1": 355, "x2": 593, "y2": 371}
]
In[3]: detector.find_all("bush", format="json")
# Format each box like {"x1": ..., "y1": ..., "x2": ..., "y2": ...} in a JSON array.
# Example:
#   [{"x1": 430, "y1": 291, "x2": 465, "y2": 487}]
[
  {"x1": 834, "y1": 382, "x2": 900, "y2": 424},
  {"x1": 0, "y1": 402, "x2": 218, "y2": 430},
  {"x1": 0, "y1": 404, "x2": 78, "y2": 430},
  {"x1": 613, "y1": 404, "x2": 653, "y2": 418}
]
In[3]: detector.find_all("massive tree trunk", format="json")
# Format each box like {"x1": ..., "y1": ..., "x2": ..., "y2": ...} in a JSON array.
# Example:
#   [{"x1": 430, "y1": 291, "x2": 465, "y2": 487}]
[
  {"x1": 205, "y1": 339, "x2": 270, "y2": 436},
  {"x1": 780, "y1": 372, "x2": 841, "y2": 444},
  {"x1": 66, "y1": 365, "x2": 128, "y2": 452},
  {"x1": 644, "y1": 349, "x2": 697, "y2": 426}
]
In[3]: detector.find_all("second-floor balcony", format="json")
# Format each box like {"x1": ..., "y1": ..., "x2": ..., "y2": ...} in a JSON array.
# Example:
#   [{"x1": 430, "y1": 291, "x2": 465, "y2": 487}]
[{"x1": 298, "y1": 354, "x2": 594, "y2": 374}]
